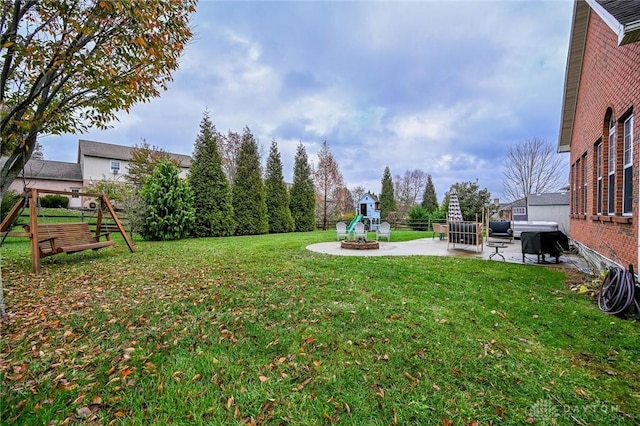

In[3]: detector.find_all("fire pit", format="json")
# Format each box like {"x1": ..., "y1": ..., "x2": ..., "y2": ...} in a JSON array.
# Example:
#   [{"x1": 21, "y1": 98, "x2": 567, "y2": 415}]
[{"x1": 341, "y1": 239, "x2": 379, "y2": 250}]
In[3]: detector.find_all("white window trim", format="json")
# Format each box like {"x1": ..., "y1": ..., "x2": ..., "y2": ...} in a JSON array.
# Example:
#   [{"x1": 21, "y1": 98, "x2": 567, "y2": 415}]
[
  {"x1": 596, "y1": 142, "x2": 603, "y2": 215},
  {"x1": 110, "y1": 159, "x2": 121, "y2": 174},
  {"x1": 608, "y1": 123, "x2": 616, "y2": 215},
  {"x1": 582, "y1": 155, "x2": 588, "y2": 215},
  {"x1": 512, "y1": 206, "x2": 526, "y2": 216},
  {"x1": 576, "y1": 158, "x2": 582, "y2": 214},
  {"x1": 572, "y1": 164, "x2": 577, "y2": 214},
  {"x1": 623, "y1": 115, "x2": 633, "y2": 216}
]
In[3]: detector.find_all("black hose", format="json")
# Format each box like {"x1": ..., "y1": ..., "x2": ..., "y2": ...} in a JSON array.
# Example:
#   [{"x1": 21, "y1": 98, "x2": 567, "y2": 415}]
[{"x1": 597, "y1": 266, "x2": 638, "y2": 316}]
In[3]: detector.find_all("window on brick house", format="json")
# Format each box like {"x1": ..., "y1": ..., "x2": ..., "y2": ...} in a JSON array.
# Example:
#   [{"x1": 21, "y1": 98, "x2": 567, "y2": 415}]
[
  {"x1": 596, "y1": 140, "x2": 603, "y2": 214},
  {"x1": 571, "y1": 163, "x2": 576, "y2": 214},
  {"x1": 608, "y1": 115, "x2": 615, "y2": 215},
  {"x1": 623, "y1": 114, "x2": 634, "y2": 215},
  {"x1": 71, "y1": 188, "x2": 80, "y2": 198},
  {"x1": 582, "y1": 153, "x2": 588, "y2": 214},
  {"x1": 573, "y1": 159, "x2": 582, "y2": 214}
]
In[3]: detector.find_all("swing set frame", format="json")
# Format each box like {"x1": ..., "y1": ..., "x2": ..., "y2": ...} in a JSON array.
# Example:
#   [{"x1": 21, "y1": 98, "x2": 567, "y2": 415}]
[{"x1": 1, "y1": 187, "x2": 134, "y2": 273}]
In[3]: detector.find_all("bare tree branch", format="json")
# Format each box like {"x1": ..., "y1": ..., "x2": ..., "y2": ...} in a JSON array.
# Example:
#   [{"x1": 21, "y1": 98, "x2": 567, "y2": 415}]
[
  {"x1": 313, "y1": 140, "x2": 344, "y2": 230},
  {"x1": 393, "y1": 169, "x2": 427, "y2": 219},
  {"x1": 502, "y1": 138, "x2": 567, "y2": 202}
]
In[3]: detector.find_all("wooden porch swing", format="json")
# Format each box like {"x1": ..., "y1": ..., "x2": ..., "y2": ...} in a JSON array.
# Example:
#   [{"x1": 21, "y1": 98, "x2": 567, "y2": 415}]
[{"x1": 0, "y1": 188, "x2": 134, "y2": 273}]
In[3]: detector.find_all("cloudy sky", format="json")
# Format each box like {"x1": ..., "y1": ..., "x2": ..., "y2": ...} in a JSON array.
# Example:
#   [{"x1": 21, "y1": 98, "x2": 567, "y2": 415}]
[{"x1": 41, "y1": 0, "x2": 574, "y2": 203}]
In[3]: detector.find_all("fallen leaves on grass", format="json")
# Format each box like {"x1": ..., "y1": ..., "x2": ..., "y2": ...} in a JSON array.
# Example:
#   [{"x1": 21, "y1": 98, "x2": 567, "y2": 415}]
[
  {"x1": 490, "y1": 309, "x2": 506, "y2": 319},
  {"x1": 372, "y1": 383, "x2": 385, "y2": 398},
  {"x1": 575, "y1": 388, "x2": 589, "y2": 398},
  {"x1": 478, "y1": 339, "x2": 509, "y2": 358},
  {"x1": 0, "y1": 258, "x2": 255, "y2": 422},
  {"x1": 292, "y1": 377, "x2": 312, "y2": 392}
]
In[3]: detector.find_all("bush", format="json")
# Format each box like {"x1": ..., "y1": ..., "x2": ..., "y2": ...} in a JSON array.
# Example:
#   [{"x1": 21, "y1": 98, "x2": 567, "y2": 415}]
[
  {"x1": 86, "y1": 180, "x2": 133, "y2": 204},
  {"x1": 40, "y1": 194, "x2": 69, "y2": 208},
  {"x1": 428, "y1": 208, "x2": 446, "y2": 222},
  {"x1": 338, "y1": 211, "x2": 355, "y2": 223},
  {"x1": 1, "y1": 191, "x2": 20, "y2": 220},
  {"x1": 139, "y1": 160, "x2": 195, "y2": 241},
  {"x1": 407, "y1": 205, "x2": 429, "y2": 231}
]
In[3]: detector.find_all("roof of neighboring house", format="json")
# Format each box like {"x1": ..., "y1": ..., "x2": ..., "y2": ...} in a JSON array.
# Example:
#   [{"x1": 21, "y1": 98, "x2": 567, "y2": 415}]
[
  {"x1": 22, "y1": 159, "x2": 83, "y2": 182},
  {"x1": 527, "y1": 192, "x2": 570, "y2": 206},
  {"x1": 558, "y1": 0, "x2": 640, "y2": 153},
  {"x1": 78, "y1": 139, "x2": 192, "y2": 167},
  {"x1": 494, "y1": 199, "x2": 512, "y2": 210},
  {"x1": 511, "y1": 198, "x2": 527, "y2": 208}
]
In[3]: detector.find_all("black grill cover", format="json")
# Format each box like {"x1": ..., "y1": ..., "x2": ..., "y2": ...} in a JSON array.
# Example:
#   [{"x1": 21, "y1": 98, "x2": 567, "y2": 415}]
[{"x1": 521, "y1": 231, "x2": 569, "y2": 263}]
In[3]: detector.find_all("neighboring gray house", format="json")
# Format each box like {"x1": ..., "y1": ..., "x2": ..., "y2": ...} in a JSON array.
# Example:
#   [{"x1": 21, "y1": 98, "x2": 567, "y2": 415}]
[
  {"x1": 4, "y1": 140, "x2": 192, "y2": 208},
  {"x1": 492, "y1": 198, "x2": 514, "y2": 220},
  {"x1": 78, "y1": 139, "x2": 191, "y2": 186},
  {"x1": 511, "y1": 198, "x2": 528, "y2": 222},
  {"x1": 7, "y1": 159, "x2": 84, "y2": 207}
]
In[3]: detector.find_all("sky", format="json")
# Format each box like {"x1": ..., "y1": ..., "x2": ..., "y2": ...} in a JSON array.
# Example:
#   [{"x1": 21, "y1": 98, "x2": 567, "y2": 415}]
[{"x1": 40, "y1": 0, "x2": 575, "y2": 203}]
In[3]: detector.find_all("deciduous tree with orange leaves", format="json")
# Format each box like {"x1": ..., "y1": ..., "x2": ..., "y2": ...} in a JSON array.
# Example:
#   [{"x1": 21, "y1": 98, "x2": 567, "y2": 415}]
[{"x1": 0, "y1": 0, "x2": 196, "y2": 197}]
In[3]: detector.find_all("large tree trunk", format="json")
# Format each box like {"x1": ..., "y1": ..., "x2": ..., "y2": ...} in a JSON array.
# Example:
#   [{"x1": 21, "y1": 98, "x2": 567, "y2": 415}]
[
  {"x1": 323, "y1": 192, "x2": 328, "y2": 230},
  {"x1": 0, "y1": 192, "x2": 6, "y2": 322},
  {"x1": 1, "y1": 133, "x2": 36, "y2": 198}
]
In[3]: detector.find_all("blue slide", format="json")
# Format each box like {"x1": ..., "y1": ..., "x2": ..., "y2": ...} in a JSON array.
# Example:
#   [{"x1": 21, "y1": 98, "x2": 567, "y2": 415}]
[{"x1": 347, "y1": 214, "x2": 363, "y2": 232}]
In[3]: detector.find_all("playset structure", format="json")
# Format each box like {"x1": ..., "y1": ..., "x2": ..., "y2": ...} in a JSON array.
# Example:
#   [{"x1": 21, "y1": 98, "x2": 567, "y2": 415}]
[{"x1": 355, "y1": 193, "x2": 381, "y2": 231}]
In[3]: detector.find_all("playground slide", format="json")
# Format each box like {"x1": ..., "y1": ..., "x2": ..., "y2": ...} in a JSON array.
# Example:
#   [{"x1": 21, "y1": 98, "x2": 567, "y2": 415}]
[{"x1": 347, "y1": 214, "x2": 363, "y2": 232}]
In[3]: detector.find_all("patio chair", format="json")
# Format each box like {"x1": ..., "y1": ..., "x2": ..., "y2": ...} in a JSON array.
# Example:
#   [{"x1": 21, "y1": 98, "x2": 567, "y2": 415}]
[
  {"x1": 376, "y1": 221, "x2": 391, "y2": 241},
  {"x1": 336, "y1": 221, "x2": 349, "y2": 240},
  {"x1": 353, "y1": 222, "x2": 367, "y2": 241},
  {"x1": 432, "y1": 223, "x2": 447, "y2": 240}
]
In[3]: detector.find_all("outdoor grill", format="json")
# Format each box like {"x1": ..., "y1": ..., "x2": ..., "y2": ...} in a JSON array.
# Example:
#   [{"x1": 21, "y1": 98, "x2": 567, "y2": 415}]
[{"x1": 520, "y1": 231, "x2": 569, "y2": 264}]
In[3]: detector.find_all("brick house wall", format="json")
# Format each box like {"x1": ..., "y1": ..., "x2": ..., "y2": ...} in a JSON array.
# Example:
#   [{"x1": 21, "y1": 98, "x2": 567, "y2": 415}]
[{"x1": 568, "y1": 10, "x2": 640, "y2": 268}]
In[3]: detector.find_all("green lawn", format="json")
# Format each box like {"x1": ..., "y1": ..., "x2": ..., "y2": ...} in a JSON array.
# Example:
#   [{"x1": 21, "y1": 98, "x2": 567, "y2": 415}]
[{"x1": 1, "y1": 230, "x2": 638, "y2": 425}]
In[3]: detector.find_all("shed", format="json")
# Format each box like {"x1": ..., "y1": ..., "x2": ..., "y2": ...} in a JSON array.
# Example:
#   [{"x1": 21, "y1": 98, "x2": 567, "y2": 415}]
[{"x1": 527, "y1": 192, "x2": 570, "y2": 234}]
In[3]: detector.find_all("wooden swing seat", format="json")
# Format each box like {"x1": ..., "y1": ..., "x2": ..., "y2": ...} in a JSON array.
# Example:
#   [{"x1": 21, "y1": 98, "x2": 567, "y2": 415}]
[
  {"x1": 25, "y1": 222, "x2": 114, "y2": 258},
  {"x1": 1, "y1": 188, "x2": 134, "y2": 273}
]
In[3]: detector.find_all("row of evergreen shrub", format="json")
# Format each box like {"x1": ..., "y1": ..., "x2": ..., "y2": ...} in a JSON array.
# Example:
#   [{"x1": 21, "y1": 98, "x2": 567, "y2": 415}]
[{"x1": 39, "y1": 194, "x2": 70, "y2": 208}]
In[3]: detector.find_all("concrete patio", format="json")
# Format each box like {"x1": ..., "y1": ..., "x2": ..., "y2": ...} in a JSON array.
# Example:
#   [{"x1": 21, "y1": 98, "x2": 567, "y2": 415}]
[{"x1": 307, "y1": 236, "x2": 593, "y2": 274}]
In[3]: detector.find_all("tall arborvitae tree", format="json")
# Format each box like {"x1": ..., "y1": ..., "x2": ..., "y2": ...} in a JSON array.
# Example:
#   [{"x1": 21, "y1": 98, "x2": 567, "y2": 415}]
[
  {"x1": 379, "y1": 166, "x2": 396, "y2": 220},
  {"x1": 421, "y1": 174, "x2": 439, "y2": 213},
  {"x1": 232, "y1": 127, "x2": 268, "y2": 235},
  {"x1": 265, "y1": 140, "x2": 295, "y2": 233},
  {"x1": 290, "y1": 143, "x2": 316, "y2": 231},
  {"x1": 189, "y1": 111, "x2": 235, "y2": 237}
]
